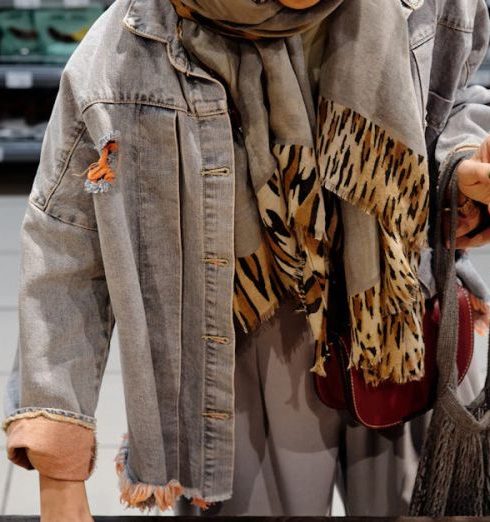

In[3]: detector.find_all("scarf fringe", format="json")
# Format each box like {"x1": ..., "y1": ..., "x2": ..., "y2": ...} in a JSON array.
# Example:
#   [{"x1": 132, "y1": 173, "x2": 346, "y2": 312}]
[
  {"x1": 233, "y1": 241, "x2": 287, "y2": 334},
  {"x1": 114, "y1": 433, "x2": 212, "y2": 513},
  {"x1": 345, "y1": 279, "x2": 426, "y2": 385},
  {"x1": 233, "y1": 290, "x2": 282, "y2": 335}
]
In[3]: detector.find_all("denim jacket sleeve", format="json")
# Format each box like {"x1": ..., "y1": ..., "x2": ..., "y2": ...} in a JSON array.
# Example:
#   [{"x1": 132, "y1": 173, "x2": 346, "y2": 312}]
[
  {"x1": 434, "y1": 0, "x2": 490, "y2": 166},
  {"x1": 1, "y1": 65, "x2": 115, "y2": 481}
]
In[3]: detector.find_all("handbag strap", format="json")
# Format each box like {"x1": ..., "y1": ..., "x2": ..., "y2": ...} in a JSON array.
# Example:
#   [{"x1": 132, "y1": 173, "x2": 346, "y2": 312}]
[
  {"x1": 434, "y1": 153, "x2": 490, "y2": 401},
  {"x1": 433, "y1": 152, "x2": 467, "y2": 392},
  {"x1": 485, "y1": 307, "x2": 490, "y2": 408}
]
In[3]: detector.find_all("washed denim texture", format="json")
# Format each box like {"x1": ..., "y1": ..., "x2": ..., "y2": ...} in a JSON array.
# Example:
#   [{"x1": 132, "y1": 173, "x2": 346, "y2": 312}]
[{"x1": 2, "y1": 0, "x2": 490, "y2": 503}]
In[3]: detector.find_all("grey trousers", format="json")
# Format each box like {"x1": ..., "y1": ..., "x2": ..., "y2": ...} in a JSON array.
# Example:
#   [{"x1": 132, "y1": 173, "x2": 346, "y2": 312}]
[{"x1": 179, "y1": 299, "x2": 482, "y2": 517}]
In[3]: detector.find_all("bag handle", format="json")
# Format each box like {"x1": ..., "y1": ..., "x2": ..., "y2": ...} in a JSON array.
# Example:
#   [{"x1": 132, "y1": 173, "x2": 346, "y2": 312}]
[
  {"x1": 434, "y1": 153, "x2": 490, "y2": 401},
  {"x1": 433, "y1": 154, "x2": 465, "y2": 392},
  {"x1": 486, "y1": 330, "x2": 490, "y2": 408}
]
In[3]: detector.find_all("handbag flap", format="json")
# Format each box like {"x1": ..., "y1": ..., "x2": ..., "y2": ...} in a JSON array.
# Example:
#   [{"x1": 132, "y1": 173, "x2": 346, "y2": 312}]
[{"x1": 315, "y1": 285, "x2": 474, "y2": 428}]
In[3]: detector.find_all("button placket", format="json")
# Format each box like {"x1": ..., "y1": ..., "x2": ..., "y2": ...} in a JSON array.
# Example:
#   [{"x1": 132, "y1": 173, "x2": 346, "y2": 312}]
[
  {"x1": 196, "y1": 103, "x2": 236, "y2": 499},
  {"x1": 201, "y1": 161, "x2": 233, "y2": 343}
]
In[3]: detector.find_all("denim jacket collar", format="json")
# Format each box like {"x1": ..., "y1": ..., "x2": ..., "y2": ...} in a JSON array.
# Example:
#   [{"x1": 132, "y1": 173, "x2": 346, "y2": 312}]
[
  {"x1": 123, "y1": 0, "x2": 226, "y2": 100},
  {"x1": 123, "y1": 0, "x2": 176, "y2": 45}
]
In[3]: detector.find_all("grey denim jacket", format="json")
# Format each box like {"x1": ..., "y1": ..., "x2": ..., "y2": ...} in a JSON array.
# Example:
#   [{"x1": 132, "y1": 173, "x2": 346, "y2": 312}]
[{"x1": 2, "y1": 0, "x2": 490, "y2": 508}]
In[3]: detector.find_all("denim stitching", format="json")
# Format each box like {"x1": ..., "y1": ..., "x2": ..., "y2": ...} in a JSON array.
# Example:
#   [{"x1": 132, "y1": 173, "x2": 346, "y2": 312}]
[
  {"x1": 2, "y1": 407, "x2": 96, "y2": 432},
  {"x1": 201, "y1": 335, "x2": 230, "y2": 345},
  {"x1": 28, "y1": 199, "x2": 99, "y2": 233},
  {"x1": 437, "y1": 17, "x2": 474, "y2": 34},
  {"x1": 174, "y1": 110, "x2": 183, "y2": 482},
  {"x1": 203, "y1": 257, "x2": 229, "y2": 267},
  {"x1": 200, "y1": 167, "x2": 230, "y2": 177},
  {"x1": 81, "y1": 99, "x2": 190, "y2": 115},
  {"x1": 33, "y1": 122, "x2": 86, "y2": 211},
  {"x1": 201, "y1": 412, "x2": 231, "y2": 420}
]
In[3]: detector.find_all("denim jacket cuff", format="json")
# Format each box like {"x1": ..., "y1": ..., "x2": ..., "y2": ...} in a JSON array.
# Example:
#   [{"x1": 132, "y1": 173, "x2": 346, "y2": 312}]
[{"x1": 3, "y1": 408, "x2": 96, "y2": 481}]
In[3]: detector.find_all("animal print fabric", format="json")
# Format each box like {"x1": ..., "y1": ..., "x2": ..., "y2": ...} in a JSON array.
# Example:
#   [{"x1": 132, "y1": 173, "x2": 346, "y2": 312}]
[
  {"x1": 172, "y1": 0, "x2": 431, "y2": 385},
  {"x1": 317, "y1": 99, "x2": 429, "y2": 384},
  {"x1": 233, "y1": 144, "x2": 333, "y2": 376},
  {"x1": 233, "y1": 99, "x2": 429, "y2": 385}
]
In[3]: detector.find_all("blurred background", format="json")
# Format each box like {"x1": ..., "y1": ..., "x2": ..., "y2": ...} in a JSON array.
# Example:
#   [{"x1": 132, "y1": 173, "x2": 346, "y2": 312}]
[{"x1": 0, "y1": 0, "x2": 490, "y2": 517}]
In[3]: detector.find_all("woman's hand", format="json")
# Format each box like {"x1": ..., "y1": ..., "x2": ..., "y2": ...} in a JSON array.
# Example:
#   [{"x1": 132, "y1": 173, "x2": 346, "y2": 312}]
[
  {"x1": 39, "y1": 473, "x2": 93, "y2": 522},
  {"x1": 445, "y1": 138, "x2": 490, "y2": 248}
]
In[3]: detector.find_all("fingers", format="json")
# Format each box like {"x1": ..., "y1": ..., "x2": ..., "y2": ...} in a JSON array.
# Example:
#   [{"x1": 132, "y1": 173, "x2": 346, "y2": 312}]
[
  {"x1": 454, "y1": 226, "x2": 490, "y2": 249},
  {"x1": 472, "y1": 135, "x2": 490, "y2": 163},
  {"x1": 458, "y1": 158, "x2": 490, "y2": 185},
  {"x1": 457, "y1": 159, "x2": 490, "y2": 204}
]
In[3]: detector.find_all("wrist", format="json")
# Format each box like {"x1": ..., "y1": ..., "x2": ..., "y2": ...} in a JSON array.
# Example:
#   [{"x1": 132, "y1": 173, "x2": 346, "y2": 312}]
[{"x1": 40, "y1": 474, "x2": 91, "y2": 520}]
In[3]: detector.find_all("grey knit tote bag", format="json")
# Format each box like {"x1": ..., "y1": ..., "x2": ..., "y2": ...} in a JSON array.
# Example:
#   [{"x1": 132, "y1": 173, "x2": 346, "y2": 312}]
[{"x1": 409, "y1": 154, "x2": 490, "y2": 517}]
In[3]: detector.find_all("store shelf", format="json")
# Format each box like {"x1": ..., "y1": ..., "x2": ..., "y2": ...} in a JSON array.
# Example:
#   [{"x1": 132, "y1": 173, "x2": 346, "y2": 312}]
[
  {"x1": 0, "y1": 140, "x2": 41, "y2": 162},
  {"x1": 0, "y1": 0, "x2": 110, "y2": 7},
  {"x1": 0, "y1": 63, "x2": 63, "y2": 88}
]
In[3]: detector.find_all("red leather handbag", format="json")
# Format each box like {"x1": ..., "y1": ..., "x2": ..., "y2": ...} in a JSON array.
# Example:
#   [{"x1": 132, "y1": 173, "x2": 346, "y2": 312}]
[{"x1": 315, "y1": 278, "x2": 474, "y2": 429}]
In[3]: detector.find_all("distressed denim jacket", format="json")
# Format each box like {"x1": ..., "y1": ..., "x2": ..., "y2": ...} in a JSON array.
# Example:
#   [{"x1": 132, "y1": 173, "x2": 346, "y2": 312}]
[{"x1": 2, "y1": 0, "x2": 490, "y2": 510}]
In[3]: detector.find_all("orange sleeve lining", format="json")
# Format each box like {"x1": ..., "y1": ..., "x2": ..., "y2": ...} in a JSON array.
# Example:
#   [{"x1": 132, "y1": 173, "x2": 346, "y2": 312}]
[{"x1": 6, "y1": 415, "x2": 96, "y2": 481}]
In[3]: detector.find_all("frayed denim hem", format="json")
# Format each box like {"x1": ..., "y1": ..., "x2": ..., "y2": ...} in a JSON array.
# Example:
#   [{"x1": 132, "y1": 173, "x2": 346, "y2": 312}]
[{"x1": 114, "y1": 432, "x2": 230, "y2": 513}]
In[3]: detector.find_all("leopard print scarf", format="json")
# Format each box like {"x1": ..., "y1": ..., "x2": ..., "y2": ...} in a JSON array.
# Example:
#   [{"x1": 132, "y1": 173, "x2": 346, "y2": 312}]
[{"x1": 170, "y1": 0, "x2": 429, "y2": 385}]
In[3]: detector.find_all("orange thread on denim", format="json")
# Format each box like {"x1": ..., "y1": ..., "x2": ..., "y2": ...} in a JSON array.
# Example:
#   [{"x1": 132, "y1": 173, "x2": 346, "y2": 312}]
[
  {"x1": 191, "y1": 497, "x2": 212, "y2": 510},
  {"x1": 201, "y1": 167, "x2": 230, "y2": 177},
  {"x1": 202, "y1": 411, "x2": 231, "y2": 420},
  {"x1": 202, "y1": 335, "x2": 230, "y2": 345},
  {"x1": 203, "y1": 257, "x2": 229, "y2": 267},
  {"x1": 84, "y1": 141, "x2": 119, "y2": 193}
]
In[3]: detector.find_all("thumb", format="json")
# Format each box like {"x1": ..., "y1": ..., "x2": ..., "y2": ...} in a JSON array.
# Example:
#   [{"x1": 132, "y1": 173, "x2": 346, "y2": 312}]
[{"x1": 457, "y1": 158, "x2": 490, "y2": 186}]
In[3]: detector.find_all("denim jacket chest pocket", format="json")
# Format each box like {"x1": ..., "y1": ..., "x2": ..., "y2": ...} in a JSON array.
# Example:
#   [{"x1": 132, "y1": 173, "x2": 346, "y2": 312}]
[
  {"x1": 28, "y1": 96, "x2": 189, "y2": 237},
  {"x1": 28, "y1": 87, "x2": 102, "y2": 232},
  {"x1": 409, "y1": 0, "x2": 481, "y2": 135}
]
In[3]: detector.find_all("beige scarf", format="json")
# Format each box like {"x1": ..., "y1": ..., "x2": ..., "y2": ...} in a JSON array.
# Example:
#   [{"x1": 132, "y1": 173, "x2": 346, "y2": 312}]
[{"x1": 171, "y1": 0, "x2": 429, "y2": 385}]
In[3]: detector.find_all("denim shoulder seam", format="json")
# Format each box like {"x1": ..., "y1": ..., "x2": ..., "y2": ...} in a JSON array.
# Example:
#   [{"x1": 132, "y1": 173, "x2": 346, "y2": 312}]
[
  {"x1": 437, "y1": 17, "x2": 474, "y2": 34},
  {"x1": 81, "y1": 99, "x2": 189, "y2": 115}
]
